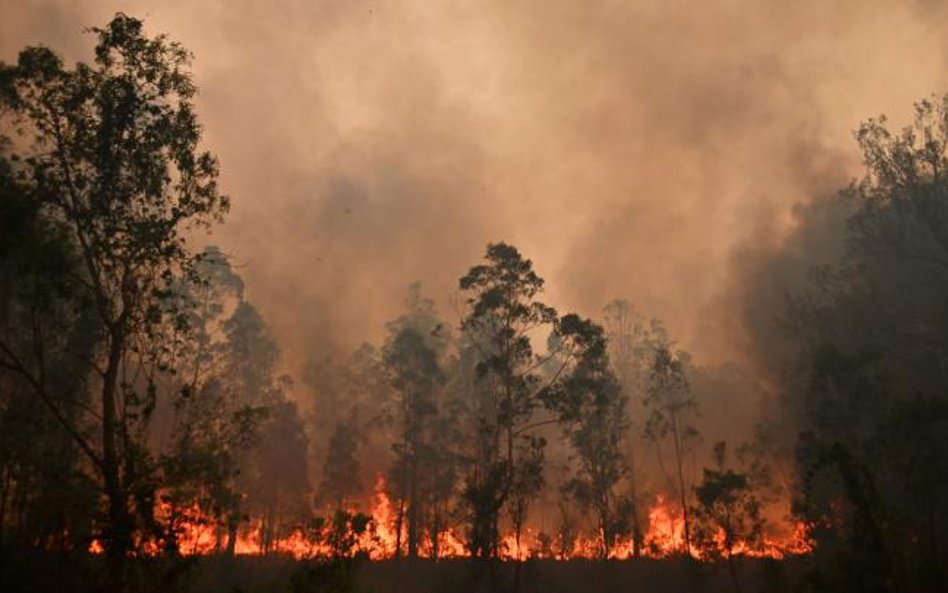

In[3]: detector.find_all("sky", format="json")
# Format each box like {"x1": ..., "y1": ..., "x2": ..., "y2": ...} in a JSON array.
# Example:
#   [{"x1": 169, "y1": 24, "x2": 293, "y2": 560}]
[{"x1": 3, "y1": 0, "x2": 948, "y2": 378}]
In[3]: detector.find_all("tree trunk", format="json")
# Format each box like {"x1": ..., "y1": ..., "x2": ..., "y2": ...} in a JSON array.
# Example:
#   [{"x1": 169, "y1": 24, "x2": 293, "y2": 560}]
[
  {"x1": 628, "y1": 455, "x2": 642, "y2": 557},
  {"x1": 102, "y1": 331, "x2": 130, "y2": 593},
  {"x1": 394, "y1": 495, "x2": 405, "y2": 560},
  {"x1": 431, "y1": 507, "x2": 441, "y2": 560},
  {"x1": 225, "y1": 503, "x2": 239, "y2": 557},
  {"x1": 407, "y1": 465, "x2": 419, "y2": 559},
  {"x1": 671, "y1": 416, "x2": 691, "y2": 556},
  {"x1": 0, "y1": 465, "x2": 9, "y2": 551},
  {"x1": 630, "y1": 503, "x2": 642, "y2": 558}
]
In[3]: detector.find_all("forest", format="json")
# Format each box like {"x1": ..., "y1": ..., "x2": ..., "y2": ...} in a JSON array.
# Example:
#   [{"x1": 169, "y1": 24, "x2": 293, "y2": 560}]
[{"x1": 2, "y1": 8, "x2": 948, "y2": 593}]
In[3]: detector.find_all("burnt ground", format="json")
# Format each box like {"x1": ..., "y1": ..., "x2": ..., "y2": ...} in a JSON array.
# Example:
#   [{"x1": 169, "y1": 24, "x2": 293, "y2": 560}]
[
  {"x1": 191, "y1": 555, "x2": 808, "y2": 593},
  {"x1": 1, "y1": 552, "x2": 812, "y2": 593}
]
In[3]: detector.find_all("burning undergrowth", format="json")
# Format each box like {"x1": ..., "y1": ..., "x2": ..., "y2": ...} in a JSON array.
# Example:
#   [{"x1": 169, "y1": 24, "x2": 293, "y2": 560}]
[{"x1": 89, "y1": 477, "x2": 813, "y2": 562}]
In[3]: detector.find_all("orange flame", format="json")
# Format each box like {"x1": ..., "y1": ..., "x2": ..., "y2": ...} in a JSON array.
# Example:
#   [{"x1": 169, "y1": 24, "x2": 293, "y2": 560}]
[{"x1": 88, "y1": 481, "x2": 812, "y2": 561}]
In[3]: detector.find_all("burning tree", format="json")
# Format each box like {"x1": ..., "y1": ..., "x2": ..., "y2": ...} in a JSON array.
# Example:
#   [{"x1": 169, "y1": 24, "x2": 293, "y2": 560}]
[
  {"x1": 549, "y1": 314, "x2": 632, "y2": 559},
  {"x1": 602, "y1": 298, "x2": 671, "y2": 555},
  {"x1": 644, "y1": 346, "x2": 699, "y2": 556},
  {"x1": 381, "y1": 284, "x2": 450, "y2": 559}
]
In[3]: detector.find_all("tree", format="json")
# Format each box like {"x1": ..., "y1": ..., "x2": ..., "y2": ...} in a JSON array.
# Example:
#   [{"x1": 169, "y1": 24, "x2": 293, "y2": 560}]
[
  {"x1": 692, "y1": 441, "x2": 764, "y2": 593},
  {"x1": 305, "y1": 342, "x2": 390, "y2": 515},
  {"x1": 601, "y1": 299, "x2": 670, "y2": 555},
  {"x1": 0, "y1": 150, "x2": 101, "y2": 572},
  {"x1": 550, "y1": 314, "x2": 631, "y2": 559},
  {"x1": 457, "y1": 242, "x2": 558, "y2": 558},
  {"x1": 215, "y1": 301, "x2": 304, "y2": 553},
  {"x1": 382, "y1": 284, "x2": 448, "y2": 559},
  {"x1": 786, "y1": 95, "x2": 948, "y2": 592},
  {"x1": 644, "y1": 345, "x2": 699, "y2": 556},
  {"x1": 0, "y1": 14, "x2": 228, "y2": 591},
  {"x1": 603, "y1": 300, "x2": 670, "y2": 391},
  {"x1": 319, "y1": 417, "x2": 363, "y2": 512},
  {"x1": 245, "y1": 398, "x2": 311, "y2": 554},
  {"x1": 160, "y1": 246, "x2": 248, "y2": 554}
]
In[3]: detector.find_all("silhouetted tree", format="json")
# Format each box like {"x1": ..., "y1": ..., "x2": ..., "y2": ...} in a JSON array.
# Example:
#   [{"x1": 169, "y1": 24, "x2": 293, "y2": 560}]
[
  {"x1": 320, "y1": 417, "x2": 363, "y2": 512},
  {"x1": 457, "y1": 242, "x2": 558, "y2": 558},
  {"x1": 247, "y1": 398, "x2": 311, "y2": 553},
  {"x1": 692, "y1": 441, "x2": 764, "y2": 593},
  {"x1": 161, "y1": 246, "x2": 249, "y2": 554},
  {"x1": 0, "y1": 159, "x2": 99, "y2": 570},
  {"x1": 602, "y1": 299, "x2": 670, "y2": 555},
  {"x1": 547, "y1": 314, "x2": 630, "y2": 558},
  {"x1": 787, "y1": 95, "x2": 948, "y2": 592},
  {"x1": 0, "y1": 14, "x2": 227, "y2": 591},
  {"x1": 305, "y1": 342, "x2": 390, "y2": 511},
  {"x1": 382, "y1": 284, "x2": 448, "y2": 559},
  {"x1": 644, "y1": 346, "x2": 699, "y2": 556}
]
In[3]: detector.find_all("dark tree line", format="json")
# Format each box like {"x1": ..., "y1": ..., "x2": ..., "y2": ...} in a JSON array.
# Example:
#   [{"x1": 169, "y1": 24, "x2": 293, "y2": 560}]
[{"x1": 777, "y1": 97, "x2": 948, "y2": 593}]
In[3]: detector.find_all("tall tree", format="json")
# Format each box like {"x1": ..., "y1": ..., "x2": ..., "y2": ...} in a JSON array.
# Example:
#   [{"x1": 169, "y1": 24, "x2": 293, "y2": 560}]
[
  {"x1": 644, "y1": 346, "x2": 699, "y2": 556},
  {"x1": 245, "y1": 398, "x2": 310, "y2": 554},
  {"x1": 319, "y1": 417, "x2": 363, "y2": 512},
  {"x1": 161, "y1": 247, "x2": 251, "y2": 555},
  {"x1": 382, "y1": 284, "x2": 448, "y2": 559},
  {"x1": 601, "y1": 299, "x2": 670, "y2": 555},
  {"x1": 549, "y1": 314, "x2": 631, "y2": 559},
  {"x1": 305, "y1": 342, "x2": 390, "y2": 511},
  {"x1": 457, "y1": 242, "x2": 558, "y2": 558},
  {"x1": 0, "y1": 14, "x2": 228, "y2": 590},
  {"x1": 216, "y1": 301, "x2": 299, "y2": 554}
]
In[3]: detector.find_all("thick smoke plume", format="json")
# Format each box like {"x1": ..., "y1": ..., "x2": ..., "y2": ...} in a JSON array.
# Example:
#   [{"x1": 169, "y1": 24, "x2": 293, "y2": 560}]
[{"x1": 3, "y1": 0, "x2": 948, "y2": 386}]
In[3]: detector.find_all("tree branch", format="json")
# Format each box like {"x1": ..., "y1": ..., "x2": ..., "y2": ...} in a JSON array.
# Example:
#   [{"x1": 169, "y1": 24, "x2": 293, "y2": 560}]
[{"x1": 0, "y1": 338, "x2": 104, "y2": 473}]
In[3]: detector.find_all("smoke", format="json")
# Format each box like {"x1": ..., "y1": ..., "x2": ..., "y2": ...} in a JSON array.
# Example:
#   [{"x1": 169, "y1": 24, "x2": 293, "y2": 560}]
[{"x1": 3, "y1": 0, "x2": 948, "y2": 386}]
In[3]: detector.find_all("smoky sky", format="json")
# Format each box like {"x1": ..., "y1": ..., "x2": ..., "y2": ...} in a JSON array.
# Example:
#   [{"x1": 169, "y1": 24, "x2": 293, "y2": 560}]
[{"x1": 3, "y1": 0, "x2": 948, "y2": 378}]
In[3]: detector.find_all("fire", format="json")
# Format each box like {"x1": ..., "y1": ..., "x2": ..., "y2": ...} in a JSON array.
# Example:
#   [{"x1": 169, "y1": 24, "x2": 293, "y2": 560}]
[
  {"x1": 366, "y1": 475, "x2": 399, "y2": 558},
  {"x1": 644, "y1": 493, "x2": 685, "y2": 555},
  {"x1": 88, "y1": 481, "x2": 813, "y2": 561}
]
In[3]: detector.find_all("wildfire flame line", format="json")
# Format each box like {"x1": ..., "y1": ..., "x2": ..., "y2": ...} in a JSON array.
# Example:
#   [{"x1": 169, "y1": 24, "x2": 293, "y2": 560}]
[{"x1": 88, "y1": 478, "x2": 813, "y2": 561}]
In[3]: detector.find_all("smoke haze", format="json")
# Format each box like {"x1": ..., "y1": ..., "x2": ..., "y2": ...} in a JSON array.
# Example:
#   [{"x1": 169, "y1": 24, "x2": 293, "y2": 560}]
[{"x1": 3, "y1": 0, "x2": 948, "y2": 379}]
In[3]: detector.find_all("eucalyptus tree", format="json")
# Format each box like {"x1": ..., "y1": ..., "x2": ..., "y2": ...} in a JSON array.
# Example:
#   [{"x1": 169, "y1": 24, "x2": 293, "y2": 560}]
[
  {"x1": 0, "y1": 14, "x2": 228, "y2": 590},
  {"x1": 382, "y1": 284, "x2": 449, "y2": 559},
  {"x1": 319, "y1": 417, "x2": 363, "y2": 512},
  {"x1": 547, "y1": 314, "x2": 631, "y2": 558},
  {"x1": 160, "y1": 247, "x2": 248, "y2": 554},
  {"x1": 644, "y1": 346, "x2": 699, "y2": 556},
  {"x1": 457, "y1": 242, "x2": 559, "y2": 558},
  {"x1": 601, "y1": 299, "x2": 671, "y2": 555}
]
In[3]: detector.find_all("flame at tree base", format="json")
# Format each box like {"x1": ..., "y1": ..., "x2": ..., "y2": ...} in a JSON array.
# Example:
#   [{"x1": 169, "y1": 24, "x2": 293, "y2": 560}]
[{"x1": 88, "y1": 479, "x2": 813, "y2": 561}]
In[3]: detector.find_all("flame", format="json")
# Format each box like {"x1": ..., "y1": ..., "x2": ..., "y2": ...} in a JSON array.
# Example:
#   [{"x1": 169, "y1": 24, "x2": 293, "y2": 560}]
[
  {"x1": 644, "y1": 493, "x2": 686, "y2": 555},
  {"x1": 88, "y1": 482, "x2": 813, "y2": 561}
]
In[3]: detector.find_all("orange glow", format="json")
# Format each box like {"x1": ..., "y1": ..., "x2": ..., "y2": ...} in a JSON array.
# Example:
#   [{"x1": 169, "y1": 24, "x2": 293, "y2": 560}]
[
  {"x1": 644, "y1": 493, "x2": 686, "y2": 555},
  {"x1": 88, "y1": 481, "x2": 812, "y2": 561}
]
